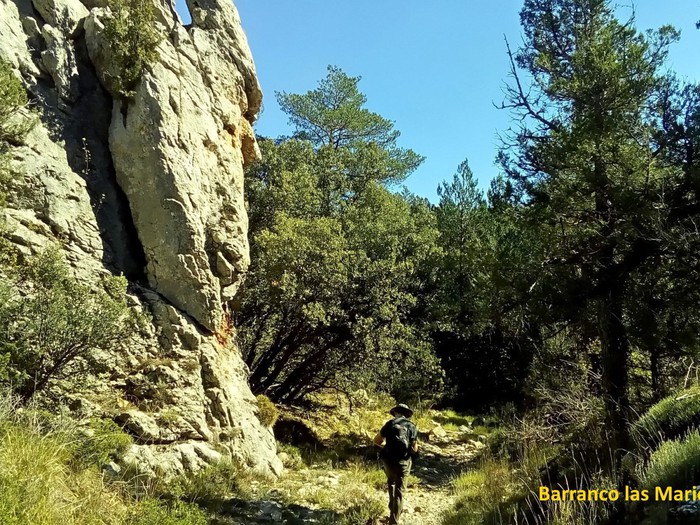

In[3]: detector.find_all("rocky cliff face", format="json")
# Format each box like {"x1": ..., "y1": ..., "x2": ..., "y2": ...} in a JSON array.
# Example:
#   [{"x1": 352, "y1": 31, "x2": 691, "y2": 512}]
[{"x1": 0, "y1": 0, "x2": 281, "y2": 477}]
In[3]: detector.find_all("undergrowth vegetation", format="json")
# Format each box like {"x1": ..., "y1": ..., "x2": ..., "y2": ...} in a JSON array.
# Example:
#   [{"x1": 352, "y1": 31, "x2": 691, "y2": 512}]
[
  {"x1": 643, "y1": 430, "x2": 700, "y2": 490},
  {"x1": 2, "y1": 0, "x2": 700, "y2": 522},
  {"x1": 0, "y1": 394, "x2": 206, "y2": 525},
  {"x1": 632, "y1": 387, "x2": 700, "y2": 451},
  {"x1": 636, "y1": 389, "x2": 700, "y2": 496},
  {"x1": 0, "y1": 58, "x2": 34, "y2": 147},
  {"x1": 0, "y1": 248, "x2": 143, "y2": 400},
  {"x1": 0, "y1": 57, "x2": 35, "y2": 207},
  {"x1": 256, "y1": 394, "x2": 279, "y2": 428}
]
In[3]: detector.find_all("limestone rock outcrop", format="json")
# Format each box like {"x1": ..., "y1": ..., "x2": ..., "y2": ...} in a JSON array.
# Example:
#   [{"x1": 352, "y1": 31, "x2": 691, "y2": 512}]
[
  {"x1": 84, "y1": 0, "x2": 260, "y2": 332},
  {"x1": 0, "y1": 0, "x2": 281, "y2": 478}
]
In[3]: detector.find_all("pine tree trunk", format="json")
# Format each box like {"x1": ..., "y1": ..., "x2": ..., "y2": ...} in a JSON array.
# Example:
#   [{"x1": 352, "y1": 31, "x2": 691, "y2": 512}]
[
  {"x1": 650, "y1": 346, "x2": 662, "y2": 403},
  {"x1": 599, "y1": 285, "x2": 630, "y2": 453},
  {"x1": 598, "y1": 285, "x2": 630, "y2": 524}
]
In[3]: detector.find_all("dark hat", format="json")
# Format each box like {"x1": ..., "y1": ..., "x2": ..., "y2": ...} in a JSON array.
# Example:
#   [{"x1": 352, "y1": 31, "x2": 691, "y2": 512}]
[{"x1": 390, "y1": 403, "x2": 414, "y2": 418}]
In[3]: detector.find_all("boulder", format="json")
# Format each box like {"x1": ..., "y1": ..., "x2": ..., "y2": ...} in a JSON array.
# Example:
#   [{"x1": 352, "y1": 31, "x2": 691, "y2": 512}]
[{"x1": 430, "y1": 425, "x2": 448, "y2": 440}]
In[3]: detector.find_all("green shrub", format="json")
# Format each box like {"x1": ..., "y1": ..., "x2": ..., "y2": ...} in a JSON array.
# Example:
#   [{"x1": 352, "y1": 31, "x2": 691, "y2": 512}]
[
  {"x1": 126, "y1": 499, "x2": 206, "y2": 525},
  {"x1": 0, "y1": 59, "x2": 34, "y2": 146},
  {"x1": 632, "y1": 387, "x2": 700, "y2": 450},
  {"x1": 0, "y1": 248, "x2": 141, "y2": 400},
  {"x1": 256, "y1": 394, "x2": 279, "y2": 427},
  {"x1": 0, "y1": 58, "x2": 35, "y2": 209},
  {"x1": 643, "y1": 430, "x2": 700, "y2": 490},
  {"x1": 72, "y1": 418, "x2": 133, "y2": 468},
  {"x1": 0, "y1": 152, "x2": 10, "y2": 206},
  {"x1": 102, "y1": 0, "x2": 160, "y2": 98},
  {"x1": 339, "y1": 497, "x2": 384, "y2": 525}
]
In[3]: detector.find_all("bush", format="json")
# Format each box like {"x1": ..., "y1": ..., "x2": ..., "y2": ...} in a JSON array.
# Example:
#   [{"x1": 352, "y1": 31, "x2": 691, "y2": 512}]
[
  {"x1": 256, "y1": 394, "x2": 279, "y2": 427},
  {"x1": 0, "y1": 58, "x2": 35, "y2": 208},
  {"x1": 643, "y1": 430, "x2": 700, "y2": 490},
  {"x1": 339, "y1": 497, "x2": 384, "y2": 525},
  {"x1": 632, "y1": 387, "x2": 700, "y2": 451},
  {"x1": 0, "y1": 248, "x2": 140, "y2": 400},
  {"x1": 0, "y1": 59, "x2": 34, "y2": 146},
  {"x1": 102, "y1": 0, "x2": 160, "y2": 98}
]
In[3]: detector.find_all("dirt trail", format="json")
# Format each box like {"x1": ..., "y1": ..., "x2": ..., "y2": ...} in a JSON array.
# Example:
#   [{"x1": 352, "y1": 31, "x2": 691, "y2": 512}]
[
  {"x1": 210, "y1": 424, "x2": 483, "y2": 524},
  {"x1": 399, "y1": 429, "x2": 483, "y2": 525}
]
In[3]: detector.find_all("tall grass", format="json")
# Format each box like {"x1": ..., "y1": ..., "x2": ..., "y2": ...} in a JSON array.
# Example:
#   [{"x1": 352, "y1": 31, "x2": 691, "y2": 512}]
[
  {"x1": 643, "y1": 430, "x2": 700, "y2": 490},
  {"x1": 442, "y1": 455, "x2": 532, "y2": 525},
  {"x1": 442, "y1": 454, "x2": 617, "y2": 525},
  {"x1": 441, "y1": 420, "x2": 619, "y2": 525},
  {"x1": 0, "y1": 394, "x2": 206, "y2": 525},
  {"x1": 0, "y1": 398, "x2": 125, "y2": 524},
  {"x1": 632, "y1": 387, "x2": 700, "y2": 451}
]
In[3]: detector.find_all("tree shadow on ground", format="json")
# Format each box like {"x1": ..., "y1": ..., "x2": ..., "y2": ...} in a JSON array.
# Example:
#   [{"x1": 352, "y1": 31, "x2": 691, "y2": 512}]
[
  {"x1": 412, "y1": 447, "x2": 473, "y2": 487},
  {"x1": 204, "y1": 497, "x2": 340, "y2": 525}
]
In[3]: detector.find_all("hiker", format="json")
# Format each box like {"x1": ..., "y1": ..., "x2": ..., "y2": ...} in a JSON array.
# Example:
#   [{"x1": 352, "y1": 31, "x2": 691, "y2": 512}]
[{"x1": 373, "y1": 403, "x2": 418, "y2": 525}]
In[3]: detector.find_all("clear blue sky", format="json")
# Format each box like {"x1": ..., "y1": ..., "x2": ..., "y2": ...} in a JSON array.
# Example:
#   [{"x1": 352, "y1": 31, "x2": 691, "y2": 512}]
[{"x1": 176, "y1": 1, "x2": 700, "y2": 201}]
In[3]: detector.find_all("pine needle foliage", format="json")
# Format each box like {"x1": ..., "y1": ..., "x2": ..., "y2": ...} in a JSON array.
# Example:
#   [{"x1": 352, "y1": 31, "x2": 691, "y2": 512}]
[{"x1": 632, "y1": 387, "x2": 700, "y2": 451}]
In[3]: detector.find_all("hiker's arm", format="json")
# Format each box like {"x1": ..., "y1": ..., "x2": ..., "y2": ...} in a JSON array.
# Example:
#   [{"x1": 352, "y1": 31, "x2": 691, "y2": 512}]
[
  {"x1": 373, "y1": 432, "x2": 384, "y2": 447},
  {"x1": 411, "y1": 425, "x2": 419, "y2": 455}
]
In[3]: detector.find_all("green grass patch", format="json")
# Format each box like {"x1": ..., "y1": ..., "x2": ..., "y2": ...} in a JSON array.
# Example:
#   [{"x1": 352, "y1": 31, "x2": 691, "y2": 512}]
[
  {"x1": 0, "y1": 395, "x2": 208, "y2": 525},
  {"x1": 643, "y1": 430, "x2": 700, "y2": 490},
  {"x1": 126, "y1": 500, "x2": 206, "y2": 525},
  {"x1": 72, "y1": 418, "x2": 133, "y2": 469},
  {"x1": 632, "y1": 387, "x2": 700, "y2": 451},
  {"x1": 433, "y1": 409, "x2": 472, "y2": 430},
  {"x1": 441, "y1": 438, "x2": 563, "y2": 525},
  {"x1": 442, "y1": 458, "x2": 526, "y2": 525}
]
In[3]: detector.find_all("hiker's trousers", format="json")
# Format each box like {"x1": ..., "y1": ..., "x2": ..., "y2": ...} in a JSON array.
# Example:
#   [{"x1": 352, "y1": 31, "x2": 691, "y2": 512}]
[{"x1": 383, "y1": 457, "x2": 412, "y2": 524}]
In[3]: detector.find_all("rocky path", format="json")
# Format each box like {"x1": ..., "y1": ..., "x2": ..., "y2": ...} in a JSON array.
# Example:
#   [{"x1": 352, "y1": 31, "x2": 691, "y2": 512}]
[
  {"x1": 210, "y1": 423, "x2": 485, "y2": 524},
  {"x1": 400, "y1": 426, "x2": 485, "y2": 525}
]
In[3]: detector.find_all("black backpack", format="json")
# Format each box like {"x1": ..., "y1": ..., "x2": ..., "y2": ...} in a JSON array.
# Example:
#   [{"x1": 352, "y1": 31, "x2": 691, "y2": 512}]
[{"x1": 385, "y1": 418, "x2": 412, "y2": 460}]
